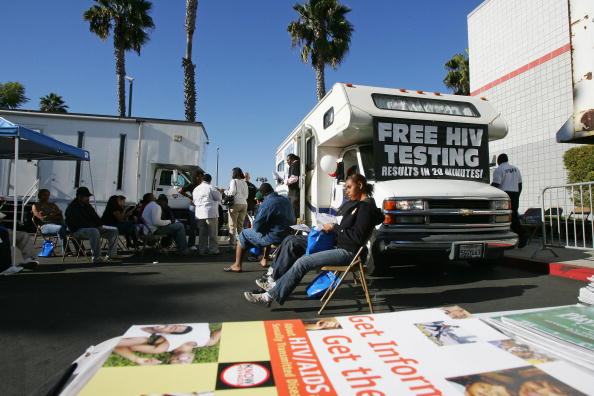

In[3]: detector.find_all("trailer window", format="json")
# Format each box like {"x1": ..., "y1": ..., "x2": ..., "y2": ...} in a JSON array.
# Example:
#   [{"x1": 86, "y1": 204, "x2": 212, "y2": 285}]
[
  {"x1": 359, "y1": 146, "x2": 375, "y2": 180},
  {"x1": 323, "y1": 107, "x2": 334, "y2": 129},
  {"x1": 74, "y1": 131, "x2": 84, "y2": 188},
  {"x1": 372, "y1": 94, "x2": 479, "y2": 117},
  {"x1": 343, "y1": 149, "x2": 359, "y2": 178},
  {"x1": 277, "y1": 161, "x2": 285, "y2": 173},
  {"x1": 306, "y1": 136, "x2": 316, "y2": 171}
]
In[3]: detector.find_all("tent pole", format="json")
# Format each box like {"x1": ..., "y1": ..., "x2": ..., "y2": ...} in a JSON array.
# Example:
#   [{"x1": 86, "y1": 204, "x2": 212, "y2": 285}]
[
  {"x1": 88, "y1": 160, "x2": 97, "y2": 210},
  {"x1": 12, "y1": 137, "x2": 18, "y2": 268}
]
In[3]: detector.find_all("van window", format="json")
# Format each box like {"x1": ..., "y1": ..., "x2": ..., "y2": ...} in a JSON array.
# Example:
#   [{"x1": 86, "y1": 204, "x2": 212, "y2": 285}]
[
  {"x1": 159, "y1": 170, "x2": 173, "y2": 185},
  {"x1": 323, "y1": 107, "x2": 334, "y2": 129},
  {"x1": 359, "y1": 146, "x2": 375, "y2": 180},
  {"x1": 306, "y1": 137, "x2": 316, "y2": 171},
  {"x1": 372, "y1": 94, "x2": 480, "y2": 117},
  {"x1": 343, "y1": 149, "x2": 359, "y2": 178}
]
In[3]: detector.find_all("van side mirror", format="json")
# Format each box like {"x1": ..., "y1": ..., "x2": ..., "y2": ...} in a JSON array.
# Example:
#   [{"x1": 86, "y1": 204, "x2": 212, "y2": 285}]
[{"x1": 336, "y1": 162, "x2": 345, "y2": 181}]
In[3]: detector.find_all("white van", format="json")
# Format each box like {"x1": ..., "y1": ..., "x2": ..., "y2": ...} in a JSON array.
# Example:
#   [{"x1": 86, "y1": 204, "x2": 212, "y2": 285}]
[
  {"x1": 275, "y1": 83, "x2": 517, "y2": 274},
  {"x1": 0, "y1": 110, "x2": 207, "y2": 217}
]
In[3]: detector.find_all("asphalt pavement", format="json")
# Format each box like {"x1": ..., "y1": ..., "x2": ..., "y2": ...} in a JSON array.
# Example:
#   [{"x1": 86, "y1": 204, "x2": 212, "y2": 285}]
[{"x1": 0, "y1": 249, "x2": 586, "y2": 396}]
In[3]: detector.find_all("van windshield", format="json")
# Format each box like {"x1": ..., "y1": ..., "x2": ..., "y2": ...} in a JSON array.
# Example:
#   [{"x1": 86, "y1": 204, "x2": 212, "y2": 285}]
[{"x1": 359, "y1": 146, "x2": 375, "y2": 180}]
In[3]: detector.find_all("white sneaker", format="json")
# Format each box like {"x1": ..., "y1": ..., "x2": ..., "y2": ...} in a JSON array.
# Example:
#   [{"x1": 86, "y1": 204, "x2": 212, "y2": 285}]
[
  {"x1": 243, "y1": 291, "x2": 272, "y2": 306},
  {"x1": 189, "y1": 246, "x2": 198, "y2": 251},
  {"x1": 255, "y1": 278, "x2": 275, "y2": 292}
]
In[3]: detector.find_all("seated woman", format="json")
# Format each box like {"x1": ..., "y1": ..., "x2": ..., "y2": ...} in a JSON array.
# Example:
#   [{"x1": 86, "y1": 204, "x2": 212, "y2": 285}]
[
  {"x1": 101, "y1": 195, "x2": 139, "y2": 249},
  {"x1": 244, "y1": 174, "x2": 383, "y2": 306}
]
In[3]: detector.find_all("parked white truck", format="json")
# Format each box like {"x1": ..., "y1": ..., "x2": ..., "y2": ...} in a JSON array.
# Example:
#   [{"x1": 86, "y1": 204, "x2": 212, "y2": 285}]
[
  {"x1": 0, "y1": 109, "x2": 208, "y2": 217},
  {"x1": 276, "y1": 83, "x2": 518, "y2": 274}
]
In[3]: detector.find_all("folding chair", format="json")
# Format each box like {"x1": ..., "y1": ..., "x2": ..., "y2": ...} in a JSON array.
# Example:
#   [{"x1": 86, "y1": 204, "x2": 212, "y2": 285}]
[
  {"x1": 318, "y1": 245, "x2": 373, "y2": 315},
  {"x1": 140, "y1": 231, "x2": 169, "y2": 256},
  {"x1": 62, "y1": 234, "x2": 92, "y2": 263},
  {"x1": 32, "y1": 217, "x2": 59, "y2": 246}
]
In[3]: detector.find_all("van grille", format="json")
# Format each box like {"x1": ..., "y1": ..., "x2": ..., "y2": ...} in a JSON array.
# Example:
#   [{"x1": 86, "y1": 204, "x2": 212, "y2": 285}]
[
  {"x1": 427, "y1": 199, "x2": 491, "y2": 210},
  {"x1": 429, "y1": 215, "x2": 492, "y2": 224}
]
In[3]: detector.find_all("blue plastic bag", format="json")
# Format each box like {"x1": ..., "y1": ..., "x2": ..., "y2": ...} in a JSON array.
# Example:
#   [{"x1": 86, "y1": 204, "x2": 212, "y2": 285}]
[
  {"x1": 38, "y1": 240, "x2": 55, "y2": 257},
  {"x1": 306, "y1": 270, "x2": 337, "y2": 298},
  {"x1": 249, "y1": 247, "x2": 262, "y2": 255},
  {"x1": 306, "y1": 226, "x2": 335, "y2": 255}
]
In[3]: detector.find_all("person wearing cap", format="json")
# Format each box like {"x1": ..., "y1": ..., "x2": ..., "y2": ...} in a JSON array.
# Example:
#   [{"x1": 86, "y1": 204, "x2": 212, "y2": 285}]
[
  {"x1": 224, "y1": 183, "x2": 294, "y2": 273},
  {"x1": 65, "y1": 187, "x2": 120, "y2": 262}
]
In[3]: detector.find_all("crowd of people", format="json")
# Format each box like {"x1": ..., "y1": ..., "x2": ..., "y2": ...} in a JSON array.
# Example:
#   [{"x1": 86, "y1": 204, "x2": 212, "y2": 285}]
[{"x1": 2, "y1": 152, "x2": 387, "y2": 308}]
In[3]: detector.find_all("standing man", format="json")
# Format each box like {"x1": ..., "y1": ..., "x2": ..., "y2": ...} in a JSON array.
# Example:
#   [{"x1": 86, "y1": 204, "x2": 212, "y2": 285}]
[
  {"x1": 193, "y1": 174, "x2": 222, "y2": 255},
  {"x1": 244, "y1": 172, "x2": 258, "y2": 216},
  {"x1": 178, "y1": 170, "x2": 204, "y2": 251},
  {"x1": 491, "y1": 153, "x2": 525, "y2": 247},
  {"x1": 286, "y1": 154, "x2": 301, "y2": 220},
  {"x1": 65, "y1": 187, "x2": 120, "y2": 262}
]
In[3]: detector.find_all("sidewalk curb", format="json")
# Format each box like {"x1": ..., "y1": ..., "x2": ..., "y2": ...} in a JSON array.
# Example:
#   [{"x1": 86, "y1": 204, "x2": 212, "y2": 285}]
[{"x1": 503, "y1": 256, "x2": 594, "y2": 282}]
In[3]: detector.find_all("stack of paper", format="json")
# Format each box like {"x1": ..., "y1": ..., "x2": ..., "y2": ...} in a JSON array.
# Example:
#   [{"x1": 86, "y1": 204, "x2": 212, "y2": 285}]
[
  {"x1": 578, "y1": 275, "x2": 594, "y2": 306},
  {"x1": 75, "y1": 306, "x2": 594, "y2": 396},
  {"x1": 483, "y1": 306, "x2": 594, "y2": 371}
]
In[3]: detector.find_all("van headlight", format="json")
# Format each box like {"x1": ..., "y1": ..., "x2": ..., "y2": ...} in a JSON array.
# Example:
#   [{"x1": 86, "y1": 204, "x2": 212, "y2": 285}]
[
  {"x1": 384, "y1": 199, "x2": 424, "y2": 211},
  {"x1": 493, "y1": 200, "x2": 511, "y2": 210}
]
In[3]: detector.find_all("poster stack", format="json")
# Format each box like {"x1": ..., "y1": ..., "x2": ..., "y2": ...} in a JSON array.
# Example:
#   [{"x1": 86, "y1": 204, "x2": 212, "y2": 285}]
[
  {"x1": 578, "y1": 275, "x2": 594, "y2": 306},
  {"x1": 483, "y1": 306, "x2": 594, "y2": 372},
  {"x1": 78, "y1": 307, "x2": 594, "y2": 396}
]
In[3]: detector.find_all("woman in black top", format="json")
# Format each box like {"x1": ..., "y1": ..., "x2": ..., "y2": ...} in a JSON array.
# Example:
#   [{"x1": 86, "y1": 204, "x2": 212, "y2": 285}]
[
  {"x1": 244, "y1": 173, "x2": 383, "y2": 306},
  {"x1": 102, "y1": 195, "x2": 138, "y2": 248}
]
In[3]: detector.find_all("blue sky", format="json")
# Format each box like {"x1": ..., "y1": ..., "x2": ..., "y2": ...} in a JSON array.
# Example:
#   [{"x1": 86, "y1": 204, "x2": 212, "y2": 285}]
[{"x1": 1, "y1": 0, "x2": 483, "y2": 188}]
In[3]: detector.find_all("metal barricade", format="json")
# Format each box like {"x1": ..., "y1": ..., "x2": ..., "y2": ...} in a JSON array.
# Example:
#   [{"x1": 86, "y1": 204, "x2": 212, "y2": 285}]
[{"x1": 540, "y1": 181, "x2": 594, "y2": 251}]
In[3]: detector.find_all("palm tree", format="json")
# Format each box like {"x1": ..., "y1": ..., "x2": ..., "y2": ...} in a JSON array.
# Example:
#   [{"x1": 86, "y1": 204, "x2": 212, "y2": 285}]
[
  {"x1": 183, "y1": 0, "x2": 198, "y2": 122},
  {"x1": 443, "y1": 50, "x2": 470, "y2": 95},
  {"x1": 83, "y1": 0, "x2": 155, "y2": 117},
  {"x1": 287, "y1": 0, "x2": 354, "y2": 101},
  {"x1": 39, "y1": 93, "x2": 69, "y2": 113},
  {"x1": 0, "y1": 82, "x2": 29, "y2": 109}
]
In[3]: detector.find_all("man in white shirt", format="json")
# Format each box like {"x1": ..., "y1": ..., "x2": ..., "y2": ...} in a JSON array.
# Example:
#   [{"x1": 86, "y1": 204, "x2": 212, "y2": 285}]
[
  {"x1": 141, "y1": 193, "x2": 189, "y2": 254},
  {"x1": 193, "y1": 174, "x2": 222, "y2": 255},
  {"x1": 492, "y1": 153, "x2": 524, "y2": 246}
]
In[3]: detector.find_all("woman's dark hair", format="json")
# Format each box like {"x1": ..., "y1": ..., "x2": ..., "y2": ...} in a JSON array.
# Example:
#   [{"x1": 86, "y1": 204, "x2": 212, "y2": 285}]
[
  {"x1": 203, "y1": 174, "x2": 212, "y2": 183},
  {"x1": 157, "y1": 194, "x2": 168, "y2": 204},
  {"x1": 231, "y1": 167, "x2": 245, "y2": 179},
  {"x1": 287, "y1": 154, "x2": 299, "y2": 162},
  {"x1": 348, "y1": 173, "x2": 374, "y2": 196},
  {"x1": 172, "y1": 326, "x2": 193, "y2": 335},
  {"x1": 117, "y1": 195, "x2": 126, "y2": 202},
  {"x1": 37, "y1": 189, "x2": 50, "y2": 199},
  {"x1": 104, "y1": 195, "x2": 122, "y2": 214}
]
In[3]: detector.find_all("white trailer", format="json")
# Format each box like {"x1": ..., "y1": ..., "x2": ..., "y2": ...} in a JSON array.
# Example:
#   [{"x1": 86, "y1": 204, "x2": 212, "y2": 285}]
[
  {"x1": 276, "y1": 83, "x2": 518, "y2": 274},
  {"x1": 0, "y1": 110, "x2": 208, "y2": 215}
]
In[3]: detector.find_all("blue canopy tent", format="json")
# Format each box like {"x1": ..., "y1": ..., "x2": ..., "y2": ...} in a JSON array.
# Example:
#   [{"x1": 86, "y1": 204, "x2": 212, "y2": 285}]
[{"x1": 0, "y1": 117, "x2": 90, "y2": 271}]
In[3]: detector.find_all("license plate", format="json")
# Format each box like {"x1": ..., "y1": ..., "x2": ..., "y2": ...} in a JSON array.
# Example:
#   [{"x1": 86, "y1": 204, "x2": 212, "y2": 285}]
[{"x1": 458, "y1": 243, "x2": 484, "y2": 259}]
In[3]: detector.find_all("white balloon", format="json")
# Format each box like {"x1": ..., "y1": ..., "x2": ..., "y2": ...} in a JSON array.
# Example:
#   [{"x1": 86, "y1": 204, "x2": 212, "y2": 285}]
[{"x1": 320, "y1": 154, "x2": 338, "y2": 175}]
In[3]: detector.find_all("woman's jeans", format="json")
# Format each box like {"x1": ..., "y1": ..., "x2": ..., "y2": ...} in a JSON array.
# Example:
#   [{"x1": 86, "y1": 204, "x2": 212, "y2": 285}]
[
  {"x1": 40, "y1": 223, "x2": 68, "y2": 254},
  {"x1": 268, "y1": 248, "x2": 354, "y2": 305}
]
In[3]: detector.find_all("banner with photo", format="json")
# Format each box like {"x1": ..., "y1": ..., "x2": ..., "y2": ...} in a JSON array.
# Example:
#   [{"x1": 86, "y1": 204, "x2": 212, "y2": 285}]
[
  {"x1": 78, "y1": 307, "x2": 594, "y2": 396},
  {"x1": 372, "y1": 117, "x2": 490, "y2": 182}
]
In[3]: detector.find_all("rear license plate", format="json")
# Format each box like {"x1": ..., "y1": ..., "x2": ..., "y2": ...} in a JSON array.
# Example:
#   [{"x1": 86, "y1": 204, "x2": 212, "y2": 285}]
[{"x1": 458, "y1": 243, "x2": 484, "y2": 259}]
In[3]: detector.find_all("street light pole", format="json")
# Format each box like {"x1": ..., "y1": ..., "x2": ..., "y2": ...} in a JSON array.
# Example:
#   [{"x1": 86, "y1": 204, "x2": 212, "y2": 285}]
[
  {"x1": 216, "y1": 147, "x2": 220, "y2": 187},
  {"x1": 125, "y1": 76, "x2": 134, "y2": 117}
]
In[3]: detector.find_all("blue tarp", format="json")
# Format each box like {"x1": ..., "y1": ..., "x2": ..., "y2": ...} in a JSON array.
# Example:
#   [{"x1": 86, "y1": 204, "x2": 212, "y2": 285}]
[{"x1": 0, "y1": 117, "x2": 90, "y2": 161}]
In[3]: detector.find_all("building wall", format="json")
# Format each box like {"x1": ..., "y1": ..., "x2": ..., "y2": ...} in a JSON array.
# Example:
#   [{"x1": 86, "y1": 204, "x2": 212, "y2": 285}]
[{"x1": 468, "y1": 0, "x2": 575, "y2": 212}]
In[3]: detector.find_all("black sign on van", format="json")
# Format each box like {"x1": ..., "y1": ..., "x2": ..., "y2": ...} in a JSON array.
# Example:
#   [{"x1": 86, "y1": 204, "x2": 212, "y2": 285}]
[{"x1": 372, "y1": 117, "x2": 489, "y2": 182}]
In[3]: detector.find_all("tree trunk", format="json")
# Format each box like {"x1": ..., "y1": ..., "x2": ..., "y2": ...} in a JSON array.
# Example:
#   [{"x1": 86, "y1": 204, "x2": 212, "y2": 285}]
[
  {"x1": 183, "y1": 0, "x2": 198, "y2": 122},
  {"x1": 315, "y1": 62, "x2": 326, "y2": 101},
  {"x1": 115, "y1": 44, "x2": 126, "y2": 117}
]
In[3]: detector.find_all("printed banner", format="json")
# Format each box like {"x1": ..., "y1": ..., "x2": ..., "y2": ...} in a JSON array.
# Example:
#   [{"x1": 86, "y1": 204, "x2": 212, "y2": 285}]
[
  {"x1": 372, "y1": 117, "x2": 489, "y2": 182},
  {"x1": 78, "y1": 307, "x2": 594, "y2": 396}
]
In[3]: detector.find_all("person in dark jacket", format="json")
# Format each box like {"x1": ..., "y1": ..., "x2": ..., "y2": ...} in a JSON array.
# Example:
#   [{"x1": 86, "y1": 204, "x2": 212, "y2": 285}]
[
  {"x1": 244, "y1": 174, "x2": 383, "y2": 306},
  {"x1": 65, "y1": 187, "x2": 119, "y2": 262},
  {"x1": 286, "y1": 154, "x2": 300, "y2": 219},
  {"x1": 224, "y1": 183, "x2": 295, "y2": 273}
]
